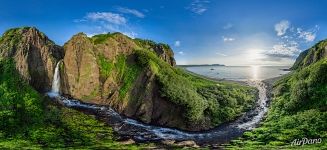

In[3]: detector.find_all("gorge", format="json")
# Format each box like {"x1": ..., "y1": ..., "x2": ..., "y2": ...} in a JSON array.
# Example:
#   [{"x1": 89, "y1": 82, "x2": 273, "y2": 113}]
[
  {"x1": 46, "y1": 27, "x2": 273, "y2": 145},
  {"x1": 0, "y1": 27, "x2": 258, "y2": 132},
  {"x1": 1, "y1": 26, "x2": 326, "y2": 149},
  {"x1": 49, "y1": 64, "x2": 270, "y2": 144}
]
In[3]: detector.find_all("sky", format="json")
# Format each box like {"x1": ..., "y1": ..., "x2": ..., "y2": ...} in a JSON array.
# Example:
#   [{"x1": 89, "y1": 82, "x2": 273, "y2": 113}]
[{"x1": 1, "y1": 0, "x2": 327, "y2": 66}]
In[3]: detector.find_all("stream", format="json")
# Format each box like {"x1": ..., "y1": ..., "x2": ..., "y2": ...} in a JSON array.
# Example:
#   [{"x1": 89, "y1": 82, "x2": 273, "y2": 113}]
[
  {"x1": 46, "y1": 61, "x2": 271, "y2": 145},
  {"x1": 48, "y1": 81, "x2": 268, "y2": 145}
]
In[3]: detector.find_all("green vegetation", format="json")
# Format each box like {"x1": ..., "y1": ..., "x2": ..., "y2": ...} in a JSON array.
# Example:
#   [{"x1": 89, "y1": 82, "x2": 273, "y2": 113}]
[
  {"x1": 97, "y1": 54, "x2": 114, "y2": 79},
  {"x1": 135, "y1": 49, "x2": 257, "y2": 125},
  {"x1": 0, "y1": 58, "x2": 150, "y2": 149},
  {"x1": 0, "y1": 28, "x2": 23, "y2": 49},
  {"x1": 114, "y1": 55, "x2": 142, "y2": 99},
  {"x1": 134, "y1": 38, "x2": 174, "y2": 56},
  {"x1": 228, "y1": 59, "x2": 327, "y2": 149},
  {"x1": 0, "y1": 59, "x2": 43, "y2": 135},
  {"x1": 91, "y1": 33, "x2": 112, "y2": 44},
  {"x1": 91, "y1": 32, "x2": 133, "y2": 45},
  {"x1": 96, "y1": 53, "x2": 142, "y2": 99},
  {"x1": 291, "y1": 39, "x2": 327, "y2": 70}
]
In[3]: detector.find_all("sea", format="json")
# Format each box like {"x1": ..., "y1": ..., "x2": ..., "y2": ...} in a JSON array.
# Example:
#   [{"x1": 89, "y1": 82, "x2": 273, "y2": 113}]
[{"x1": 185, "y1": 66, "x2": 291, "y2": 81}]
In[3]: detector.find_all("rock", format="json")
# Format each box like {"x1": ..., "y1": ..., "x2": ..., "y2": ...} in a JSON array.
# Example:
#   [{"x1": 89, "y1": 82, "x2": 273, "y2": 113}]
[
  {"x1": 61, "y1": 33, "x2": 101, "y2": 100},
  {"x1": 161, "y1": 140, "x2": 175, "y2": 146},
  {"x1": 175, "y1": 140, "x2": 199, "y2": 148},
  {"x1": 0, "y1": 27, "x2": 63, "y2": 91},
  {"x1": 119, "y1": 139, "x2": 135, "y2": 145},
  {"x1": 59, "y1": 32, "x2": 192, "y2": 130}
]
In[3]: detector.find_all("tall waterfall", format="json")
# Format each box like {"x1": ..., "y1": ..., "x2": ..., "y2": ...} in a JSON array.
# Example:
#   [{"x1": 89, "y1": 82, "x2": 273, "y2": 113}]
[{"x1": 51, "y1": 61, "x2": 61, "y2": 94}]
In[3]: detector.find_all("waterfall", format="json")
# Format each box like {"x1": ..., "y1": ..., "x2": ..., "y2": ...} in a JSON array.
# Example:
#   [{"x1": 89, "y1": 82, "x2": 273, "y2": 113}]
[{"x1": 51, "y1": 61, "x2": 61, "y2": 94}]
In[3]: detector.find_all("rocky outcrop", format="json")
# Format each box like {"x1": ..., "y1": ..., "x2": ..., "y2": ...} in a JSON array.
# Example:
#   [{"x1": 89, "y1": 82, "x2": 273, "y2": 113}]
[
  {"x1": 61, "y1": 33, "x2": 101, "y2": 100},
  {"x1": 59, "y1": 32, "x2": 185, "y2": 129},
  {"x1": 0, "y1": 27, "x2": 63, "y2": 91},
  {"x1": 134, "y1": 38, "x2": 176, "y2": 66},
  {"x1": 291, "y1": 39, "x2": 327, "y2": 70}
]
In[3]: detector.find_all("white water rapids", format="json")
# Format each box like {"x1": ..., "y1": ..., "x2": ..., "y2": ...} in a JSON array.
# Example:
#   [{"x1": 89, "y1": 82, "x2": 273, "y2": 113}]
[{"x1": 47, "y1": 62, "x2": 270, "y2": 144}]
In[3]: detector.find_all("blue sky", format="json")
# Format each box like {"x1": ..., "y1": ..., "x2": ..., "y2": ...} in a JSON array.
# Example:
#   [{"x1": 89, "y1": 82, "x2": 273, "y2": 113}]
[{"x1": 1, "y1": 0, "x2": 327, "y2": 65}]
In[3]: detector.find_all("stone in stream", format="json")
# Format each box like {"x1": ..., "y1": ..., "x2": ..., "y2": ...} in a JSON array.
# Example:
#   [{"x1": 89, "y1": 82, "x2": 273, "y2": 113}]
[
  {"x1": 161, "y1": 139, "x2": 176, "y2": 146},
  {"x1": 119, "y1": 139, "x2": 136, "y2": 145},
  {"x1": 175, "y1": 140, "x2": 200, "y2": 148}
]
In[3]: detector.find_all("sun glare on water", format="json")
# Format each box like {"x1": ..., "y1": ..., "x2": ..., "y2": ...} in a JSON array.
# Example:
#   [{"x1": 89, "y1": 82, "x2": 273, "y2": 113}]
[{"x1": 251, "y1": 65, "x2": 260, "y2": 80}]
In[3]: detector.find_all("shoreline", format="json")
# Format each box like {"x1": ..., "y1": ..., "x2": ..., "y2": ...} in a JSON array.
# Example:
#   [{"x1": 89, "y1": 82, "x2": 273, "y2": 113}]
[
  {"x1": 179, "y1": 66, "x2": 249, "y2": 86},
  {"x1": 180, "y1": 66, "x2": 290, "y2": 87}
]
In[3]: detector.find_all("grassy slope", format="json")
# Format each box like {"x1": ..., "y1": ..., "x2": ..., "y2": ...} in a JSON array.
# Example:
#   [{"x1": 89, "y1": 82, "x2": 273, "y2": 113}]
[
  {"x1": 291, "y1": 39, "x2": 327, "y2": 70},
  {"x1": 227, "y1": 59, "x2": 327, "y2": 149},
  {"x1": 135, "y1": 49, "x2": 257, "y2": 125},
  {"x1": 0, "y1": 59, "x2": 151, "y2": 149},
  {"x1": 90, "y1": 33, "x2": 258, "y2": 127}
]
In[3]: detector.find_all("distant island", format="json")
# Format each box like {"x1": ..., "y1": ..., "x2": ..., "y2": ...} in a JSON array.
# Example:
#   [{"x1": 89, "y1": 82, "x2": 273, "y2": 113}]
[{"x1": 178, "y1": 64, "x2": 225, "y2": 67}]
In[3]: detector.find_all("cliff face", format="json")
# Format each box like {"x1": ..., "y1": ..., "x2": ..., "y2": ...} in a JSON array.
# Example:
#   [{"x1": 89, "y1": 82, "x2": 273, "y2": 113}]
[
  {"x1": 61, "y1": 33, "x2": 101, "y2": 99},
  {"x1": 0, "y1": 27, "x2": 63, "y2": 91},
  {"x1": 59, "y1": 32, "x2": 188, "y2": 129},
  {"x1": 1, "y1": 27, "x2": 256, "y2": 131},
  {"x1": 291, "y1": 39, "x2": 327, "y2": 70}
]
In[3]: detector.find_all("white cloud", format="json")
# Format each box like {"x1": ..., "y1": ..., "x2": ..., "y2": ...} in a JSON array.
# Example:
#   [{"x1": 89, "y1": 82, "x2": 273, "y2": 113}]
[
  {"x1": 275, "y1": 20, "x2": 290, "y2": 36},
  {"x1": 268, "y1": 21, "x2": 320, "y2": 60},
  {"x1": 186, "y1": 0, "x2": 210, "y2": 15},
  {"x1": 267, "y1": 42, "x2": 300, "y2": 57},
  {"x1": 174, "y1": 40, "x2": 181, "y2": 47},
  {"x1": 178, "y1": 51, "x2": 185, "y2": 55},
  {"x1": 297, "y1": 26, "x2": 319, "y2": 42},
  {"x1": 222, "y1": 36, "x2": 235, "y2": 42},
  {"x1": 223, "y1": 23, "x2": 233, "y2": 29},
  {"x1": 117, "y1": 7, "x2": 145, "y2": 18},
  {"x1": 86, "y1": 12, "x2": 127, "y2": 25},
  {"x1": 122, "y1": 32, "x2": 138, "y2": 39},
  {"x1": 76, "y1": 12, "x2": 139, "y2": 39},
  {"x1": 216, "y1": 52, "x2": 227, "y2": 56}
]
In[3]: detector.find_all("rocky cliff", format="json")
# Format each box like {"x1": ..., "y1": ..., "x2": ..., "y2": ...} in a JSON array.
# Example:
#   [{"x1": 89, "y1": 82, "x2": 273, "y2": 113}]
[
  {"x1": 291, "y1": 39, "x2": 327, "y2": 70},
  {"x1": 0, "y1": 27, "x2": 63, "y2": 91},
  {"x1": 59, "y1": 32, "x2": 189, "y2": 129},
  {"x1": 0, "y1": 27, "x2": 257, "y2": 131}
]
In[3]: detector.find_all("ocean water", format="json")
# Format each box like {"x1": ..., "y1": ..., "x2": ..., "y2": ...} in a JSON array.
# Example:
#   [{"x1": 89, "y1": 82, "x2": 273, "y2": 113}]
[{"x1": 185, "y1": 66, "x2": 291, "y2": 81}]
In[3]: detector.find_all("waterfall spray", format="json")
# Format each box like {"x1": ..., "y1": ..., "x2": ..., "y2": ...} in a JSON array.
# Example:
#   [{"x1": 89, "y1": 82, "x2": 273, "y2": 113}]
[{"x1": 51, "y1": 61, "x2": 61, "y2": 94}]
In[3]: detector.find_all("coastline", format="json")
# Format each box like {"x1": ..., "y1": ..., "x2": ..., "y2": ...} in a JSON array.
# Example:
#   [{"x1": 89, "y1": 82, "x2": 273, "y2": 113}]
[
  {"x1": 180, "y1": 66, "x2": 290, "y2": 87},
  {"x1": 178, "y1": 66, "x2": 248, "y2": 86}
]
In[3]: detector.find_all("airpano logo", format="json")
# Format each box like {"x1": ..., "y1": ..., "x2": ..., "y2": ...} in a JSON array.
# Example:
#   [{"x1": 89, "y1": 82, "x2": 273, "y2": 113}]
[{"x1": 291, "y1": 138, "x2": 322, "y2": 146}]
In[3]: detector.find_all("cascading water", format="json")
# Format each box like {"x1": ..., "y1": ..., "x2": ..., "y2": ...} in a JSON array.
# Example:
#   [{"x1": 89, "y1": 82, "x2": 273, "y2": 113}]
[
  {"x1": 48, "y1": 61, "x2": 61, "y2": 97},
  {"x1": 50, "y1": 80, "x2": 270, "y2": 144},
  {"x1": 46, "y1": 62, "x2": 270, "y2": 145}
]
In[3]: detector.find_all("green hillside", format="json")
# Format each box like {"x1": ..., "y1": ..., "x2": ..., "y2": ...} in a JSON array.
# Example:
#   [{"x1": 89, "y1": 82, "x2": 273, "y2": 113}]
[
  {"x1": 228, "y1": 41, "x2": 327, "y2": 149},
  {"x1": 0, "y1": 59, "x2": 151, "y2": 149}
]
